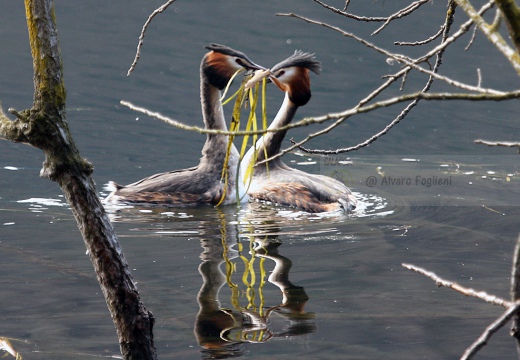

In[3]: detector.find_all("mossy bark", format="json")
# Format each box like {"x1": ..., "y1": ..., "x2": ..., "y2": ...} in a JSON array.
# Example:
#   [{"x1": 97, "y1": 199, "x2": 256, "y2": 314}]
[
  {"x1": 1, "y1": 1, "x2": 157, "y2": 359},
  {"x1": 495, "y1": 0, "x2": 520, "y2": 54}
]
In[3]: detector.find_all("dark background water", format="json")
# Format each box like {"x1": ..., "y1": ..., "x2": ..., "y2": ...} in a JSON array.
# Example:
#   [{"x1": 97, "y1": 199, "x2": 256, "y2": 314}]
[{"x1": 1, "y1": 1, "x2": 520, "y2": 359}]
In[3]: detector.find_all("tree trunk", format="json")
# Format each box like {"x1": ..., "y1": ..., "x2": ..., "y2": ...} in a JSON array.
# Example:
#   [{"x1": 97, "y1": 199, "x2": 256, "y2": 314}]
[
  {"x1": 0, "y1": 1, "x2": 157, "y2": 358},
  {"x1": 510, "y1": 234, "x2": 520, "y2": 357}
]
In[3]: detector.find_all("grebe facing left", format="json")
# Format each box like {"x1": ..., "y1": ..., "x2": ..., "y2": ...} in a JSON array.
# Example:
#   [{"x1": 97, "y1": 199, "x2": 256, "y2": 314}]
[
  {"x1": 241, "y1": 51, "x2": 357, "y2": 213},
  {"x1": 106, "y1": 44, "x2": 264, "y2": 207}
]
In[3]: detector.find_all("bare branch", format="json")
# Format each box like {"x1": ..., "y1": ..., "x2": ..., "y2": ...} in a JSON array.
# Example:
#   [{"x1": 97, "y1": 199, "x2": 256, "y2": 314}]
[
  {"x1": 313, "y1": 0, "x2": 432, "y2": 32},
  {"x1": 454, "y1": 0, "x2": 520, "y2": 74},
  {"x1": 279, "y1": 0, "x2": 494, "y2": 121},
  {"x1": 262, "y1": 2, "x2": 513, "y2": 159},
  {"x1": 122, "y1": 89, "x2": 520, "y2": 150},
  {"x1": 8, "y1": 108, "x2": 28, "y2": 121},
  {"x1": 293, "y1": 99, "x2": 417, "y2": 154},
  {"x1": 300, "y1": 0, "x2": 453, "y2": 155},
  {"x1": 120, "y1": 100, "x2": 309, "y2": 136},
  {"x1": 415, "y1": 1, "x2": 495, "y2": 63},
  {"x1": 494, "y1": 0, "x2": 520, "y2": 54},
  {"x1": 258, "y1": 88, "x2": 520, "y2": 160},
  {"x1": 510, "y1": 235, "x2": 520, "y2": 346},
  {"x1": 372, "y1": 0, "x2": 433, "y2": 35},
  {"x1": 127, "y1": 0, "x2": 177, "y2": 76},
  {"x1": 311, "y1": 0, "x2": 388, "y2": 22},
  {"x1": 490, "y1": 8, "x2": 503, "y2": 32},
  {"x1": 402, "y1": 263, "x2": 512, "y2": 308},
  {"x1": 342, "y1": 0, "x2": 350, "y2": 12},
  {"x1": 476, "y1": 68, "x2": 482, "y2": 87},
  {"x1": 0, "y1": 106, "x2": 30, "y2": 144},
  {"x1": 277, "y1": 12, "x2": 505, "y2": 94},
  {"x1": 402, "y1": 239, "x2": 520, "y2": 360},
  {"x1": 511, "y1": 234, "x2": 520, "y2": 302},
  {"x1": 474, "y1": 139, "x2": 520, "y2": 149},
  {"x1": 460, "y1": 302, "x2": 520, "y2": 360},
  {"x1": 465, "y1": 24, "x2": 479, "y2": 51},
  {"x1": 395, "y1": 26, "x2": 445, "y2": 46}
]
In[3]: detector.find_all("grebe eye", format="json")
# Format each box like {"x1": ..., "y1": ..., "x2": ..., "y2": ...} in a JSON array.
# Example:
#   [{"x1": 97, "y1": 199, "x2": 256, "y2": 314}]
[{"x1": 276, "y1": 70, "x2": 285, "y2": 78}]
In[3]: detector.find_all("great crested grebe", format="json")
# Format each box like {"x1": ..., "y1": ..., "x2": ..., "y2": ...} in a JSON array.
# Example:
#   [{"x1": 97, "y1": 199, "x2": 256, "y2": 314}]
[
  {"x1": 241, "y1": 51, "x2": 357, "y2": 213},
  {"x1": 106, "y1": 44, "x2": 264, "y2": 206}
]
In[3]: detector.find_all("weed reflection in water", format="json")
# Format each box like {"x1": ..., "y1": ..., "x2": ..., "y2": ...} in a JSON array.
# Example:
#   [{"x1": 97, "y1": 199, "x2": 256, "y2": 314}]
[
  {"x1": 194, "y1": 212, "x2": 315, "y2": 358},
  {"x1": 0, "y1": 337, "x2": 22, "y2": 360},
  {"x1": 103, "y1": 196, "x2": 391, "y2": 358}
]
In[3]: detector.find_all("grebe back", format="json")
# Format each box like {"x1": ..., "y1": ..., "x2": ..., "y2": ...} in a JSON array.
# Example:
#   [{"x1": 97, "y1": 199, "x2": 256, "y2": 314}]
[
  {"x1": 107, "y1": 44, "x2": 264, "y2": 207},
  {"x1": 241, "y1": 51, "x2": 357, "y2": 213}
]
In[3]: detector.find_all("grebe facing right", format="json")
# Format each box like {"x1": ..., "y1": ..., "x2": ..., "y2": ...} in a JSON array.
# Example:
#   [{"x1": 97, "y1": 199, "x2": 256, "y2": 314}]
[
  {"x1": 241, "y1": 51, "x2": 357, "y2": 213},
  {"x1": 106, "y1": 44, "x2": 264, "y2": 207}
]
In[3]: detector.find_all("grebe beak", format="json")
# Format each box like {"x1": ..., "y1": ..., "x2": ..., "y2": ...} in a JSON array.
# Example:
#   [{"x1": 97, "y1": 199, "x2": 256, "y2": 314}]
[
  {"x1": 245, "y1": 69, "x2": 271, "y2": 89},
  {"x1": 237, "y1": 58, "x2": 267, "y2": 73},
  {"x1": 267, "y1": 73, "x2": 287, "y2": 92}
]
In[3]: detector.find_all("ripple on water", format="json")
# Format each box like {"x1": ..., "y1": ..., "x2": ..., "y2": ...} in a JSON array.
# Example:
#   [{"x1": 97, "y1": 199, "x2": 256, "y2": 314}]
[{"x1": 16, "y1": 197, "x2": 67, "y2": 212}]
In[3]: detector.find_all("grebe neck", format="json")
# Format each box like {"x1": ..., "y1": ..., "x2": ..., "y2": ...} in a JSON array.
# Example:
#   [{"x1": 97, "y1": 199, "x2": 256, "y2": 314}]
[
  {"x1": 260, "y1": 93, "x2": 298, "y2": 159},
  {"x1": 200, "y1": 77, "x2": 227, "y2": 132},
  {"x1": 199, "y1": 74, "x2": 230, "y2": 159},
  {"x1": 242, "y1": 92, "x2": 298, "y2": 172}
]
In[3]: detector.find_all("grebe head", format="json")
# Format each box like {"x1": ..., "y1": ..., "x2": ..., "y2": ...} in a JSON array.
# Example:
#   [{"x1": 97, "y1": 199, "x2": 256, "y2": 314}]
[
  {"x1": 269, "y1": 51, "x2": 321, "y2": 106},
  {"x1": 203, "y1": 44, "x2": 265, "y2": 90}
]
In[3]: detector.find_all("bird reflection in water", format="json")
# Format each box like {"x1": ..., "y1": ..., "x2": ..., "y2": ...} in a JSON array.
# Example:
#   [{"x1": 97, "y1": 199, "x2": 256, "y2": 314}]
[
  {"x1": 194, "y1": 215, "x2": 315, "y2": 358},
  {"x1": 0, "y1": 338, "x2": 21, "y2": 359}
]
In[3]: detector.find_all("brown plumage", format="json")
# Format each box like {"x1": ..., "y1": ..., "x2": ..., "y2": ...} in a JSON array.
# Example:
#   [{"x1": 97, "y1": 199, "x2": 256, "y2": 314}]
[
  {"x1": 241, "y1": 51, "x2": 357, "y2": 213},
  {"x1": 106, "y1": 44, "x2": 264, "y2": 207}
]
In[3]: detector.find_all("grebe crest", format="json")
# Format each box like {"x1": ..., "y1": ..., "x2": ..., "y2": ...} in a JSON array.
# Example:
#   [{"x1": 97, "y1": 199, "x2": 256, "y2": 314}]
[{"x1": 242, "y1": 51, "x2": 357, "y2": 213}]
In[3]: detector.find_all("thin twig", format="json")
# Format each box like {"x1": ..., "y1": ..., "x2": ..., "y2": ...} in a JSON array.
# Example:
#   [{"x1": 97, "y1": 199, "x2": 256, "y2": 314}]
[
  {"x1": 294, "y1": 100, "x2": 416, "y2": 154},
  {"x1": 476, "y1": 68, "x2": 482, "y2": 87},
  {"x1": 465, "y1": 24, "x2": 479, "y2": 50},
  {"x1": 474, "y1": 139, "x2": 520, "y2": 149},
  {"x1": 292, "y1": 0, "x2": 493, "y2": 113},
  {"x1": 295, "y1": 0, "x2": 449, "y2": 155},
  {"x1": 120, "y1": 100, "x2": 311, "y2": 136},
  {"x1": 490, "y1": 8, "x2": 503, "y2": 32},
  {"x1": 343, "y1": 0, "x2": 350, "y2": 12},
  {"x1": 278, "y1": 12, "x2": 504, "y2": 94},
  {"x1": 372, "y1": 0, "x2": 432, "y2": 35},
  {"x1": 314, "y1": 0, "x2": 431, "y2": 31},
  {"x1": 127, "y1": 0, "x2": 177, "y2": 76},
  {"x1": 415, "y1": 0, "x2": 495, "y2": 63},
  {"x1": 312, "y1": 0, "x2": 388, "y2": 22},
  {"x1": 395, "y1": 26, "x2": 445, "y2": 46},
  {"x1": 7, "y1": 108, "x2": 28, "y2": 121},
  {"x1": 362, "y1": 67, "x2": 410, "y2": 107},
  {"x1": 402, "y1": 263, "x2": 512, "y2": 308},
  {"x1": 259, "y1": 2, "x2": 498, "y2": 160}
]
